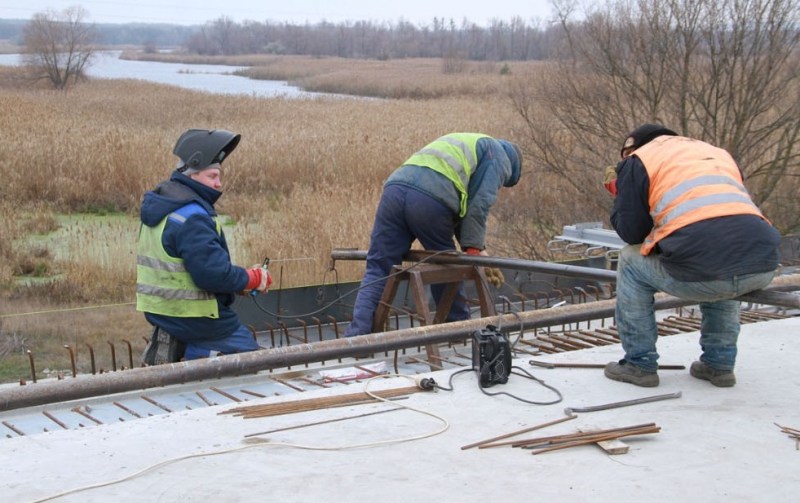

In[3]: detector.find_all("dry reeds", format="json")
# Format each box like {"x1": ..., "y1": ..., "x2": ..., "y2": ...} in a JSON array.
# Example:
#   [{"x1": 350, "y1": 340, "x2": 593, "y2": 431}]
[{"x1": 0, "y1": 56, "x2": 528, "y2": 380}]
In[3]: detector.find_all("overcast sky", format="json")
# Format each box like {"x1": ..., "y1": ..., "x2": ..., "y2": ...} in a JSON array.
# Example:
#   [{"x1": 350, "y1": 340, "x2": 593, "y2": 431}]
[{"x1": 0, "y1": 1, "x2": 557, "y2": 26}]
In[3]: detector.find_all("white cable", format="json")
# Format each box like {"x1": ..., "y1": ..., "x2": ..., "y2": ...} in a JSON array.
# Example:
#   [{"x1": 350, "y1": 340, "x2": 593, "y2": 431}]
[
  {"x1": 25, "y1": 374, "x2": 448, "y2": 503},
  {"x1": 244, "y1": 373, "x2": 450, "y2": 450}
]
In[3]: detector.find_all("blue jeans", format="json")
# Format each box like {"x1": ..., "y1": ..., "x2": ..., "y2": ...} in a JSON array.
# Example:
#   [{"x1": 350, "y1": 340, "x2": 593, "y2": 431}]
[
  {"x1": 344, "y1": 184, "x2": 469, "y2": 337},
  {"x1": 183, "y1": 324, "x2": 260, "y2": 360},
  {"x1": 615, "y1": 244, "x2": 775, "y2": 371}
]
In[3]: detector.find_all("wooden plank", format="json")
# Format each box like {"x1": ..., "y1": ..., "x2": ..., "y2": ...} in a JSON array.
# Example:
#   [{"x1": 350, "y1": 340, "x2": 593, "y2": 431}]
[{"x1": 579, "y1": 426, "x2": 629, "y2": 455}]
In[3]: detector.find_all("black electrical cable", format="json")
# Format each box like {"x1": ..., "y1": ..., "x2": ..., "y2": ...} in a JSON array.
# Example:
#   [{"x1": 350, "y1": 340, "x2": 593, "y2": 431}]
[
  {"x1": 476, "y1": 350, "x2": 562, "y2": 405},
  {"x1": 429, "y1": 368, "x2": 472, "y2": 392},
  {"x1": 429, "y1": 360, "x2": 562, "y2": 406}
]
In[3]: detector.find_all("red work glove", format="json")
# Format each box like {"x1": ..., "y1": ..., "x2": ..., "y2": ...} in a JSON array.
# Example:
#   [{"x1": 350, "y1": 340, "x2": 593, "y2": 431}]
[
  {"x1": 603, "y1": 165, "x2": 618, "y2": 197},
  {"x1": 465, "y1": 247, "x2": 482, "y2": 256},
  {"x1": 245, "y1": 265, "x2": 273, "y2": 293}
]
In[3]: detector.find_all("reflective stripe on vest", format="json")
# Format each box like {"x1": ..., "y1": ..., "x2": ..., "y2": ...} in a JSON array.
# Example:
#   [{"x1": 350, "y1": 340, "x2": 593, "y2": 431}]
[
  {"x1": 136, "y1": 203, "x2": 221, "y2": 318},
  {"x1": 636, "y1": 136, "x2": 766, "y2": 255},
  {"x1": 403, "y1": 133, "x2": 489, "y2": 217}
]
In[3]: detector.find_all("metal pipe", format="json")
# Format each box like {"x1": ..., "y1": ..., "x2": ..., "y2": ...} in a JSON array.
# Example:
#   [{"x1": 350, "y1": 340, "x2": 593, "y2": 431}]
[
  {"x1": 1, "y1": 273, "x2": 798, "y2": 412},
  {"x1": 330, "y1": 248, "x2": 618, "y2": 283},
  {"x1": 0, "y1": 297, "x2": 621, "y2": 411}
]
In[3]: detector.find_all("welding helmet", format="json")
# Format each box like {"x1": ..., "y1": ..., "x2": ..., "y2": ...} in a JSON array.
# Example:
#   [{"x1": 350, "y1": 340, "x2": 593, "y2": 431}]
[
  {"x1": 620, "y1": 124, "x2": 677, "y2": 158},
  {"x1": 173, "y1": 129, "x2": 241, "y2": 174}
]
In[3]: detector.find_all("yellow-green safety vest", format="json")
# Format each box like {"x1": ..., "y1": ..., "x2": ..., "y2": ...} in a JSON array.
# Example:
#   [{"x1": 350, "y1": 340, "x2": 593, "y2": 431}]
[
  {"x1": 404, "y1": 133, "x2": 489, "y2": 218},
  {"x1": 136, "y1": 203, "x2": 221, "y2": 318}
]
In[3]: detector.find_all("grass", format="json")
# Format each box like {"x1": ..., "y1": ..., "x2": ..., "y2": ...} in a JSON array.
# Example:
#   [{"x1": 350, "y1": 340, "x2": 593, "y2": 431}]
[
  {"x1": 0, "y1": 54, "x2": 555, "y2": 383},
  {"x1": 121, "y1": 51, "x2": 539, "y2": 99}
]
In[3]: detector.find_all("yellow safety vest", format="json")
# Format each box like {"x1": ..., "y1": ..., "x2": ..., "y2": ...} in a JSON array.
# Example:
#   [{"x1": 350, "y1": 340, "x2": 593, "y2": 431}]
[
  {"x1": 404, "y1": 133, "x2": 489, "y2": 217},
  {"x1": 136, "y1": 203, "x2": 221, "y2": 318}
]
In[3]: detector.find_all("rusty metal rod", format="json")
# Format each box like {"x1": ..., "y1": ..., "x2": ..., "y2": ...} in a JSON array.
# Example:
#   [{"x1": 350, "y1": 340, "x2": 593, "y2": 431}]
[
  {"x1": 64, "y1": 345, "x2": 77, "y2": 378},
  {"x1": 529, "y1": 425, "x2": 661, "y2": 455},
  {"x1": 1, "y1": 273, "x2": 798, "y2": 412},
  {"x1": 86, "y1": 344, "x2": 96, "y2": 375},
  {"x1": 462, "y1": 414, "x2": 577, "y2": 450},
  {"x1": 2, "y1": 421, "x2": 25, "y2": 436},
  {"x1": 26, "y1": 350, "x2": 36, "y2": 384},
  {"x1": 243, "y1": 404, "x2": 405, "y2": 438}
]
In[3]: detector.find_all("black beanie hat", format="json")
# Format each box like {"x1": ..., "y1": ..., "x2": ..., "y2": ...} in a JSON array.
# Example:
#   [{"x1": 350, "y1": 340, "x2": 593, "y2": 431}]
[{"x1": 621, "y1": 124, "x2": 678, "y2": 157}]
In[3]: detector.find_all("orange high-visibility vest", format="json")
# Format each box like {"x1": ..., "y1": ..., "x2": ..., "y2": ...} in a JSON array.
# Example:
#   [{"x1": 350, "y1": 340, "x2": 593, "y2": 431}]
[{"x1": 635, "y1": 135, "x2": 766, "y2": 255}]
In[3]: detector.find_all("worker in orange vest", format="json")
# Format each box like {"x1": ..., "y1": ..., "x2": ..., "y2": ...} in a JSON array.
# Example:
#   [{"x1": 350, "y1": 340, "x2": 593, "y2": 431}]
[{"x1": 603, "y1": 124, "x2": 781, "y2": 388}]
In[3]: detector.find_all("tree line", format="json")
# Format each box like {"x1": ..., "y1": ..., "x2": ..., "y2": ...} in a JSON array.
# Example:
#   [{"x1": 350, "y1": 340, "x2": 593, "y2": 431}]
[
  {"x1": 497, "y1": 0, "x2": 800, "y2": 258},
  {"x1": 184, "y1": 16, "x2": 560, "y2": 60},
  {"x1": 14, "y1": 1, "x2": 800, "y2": 239}
]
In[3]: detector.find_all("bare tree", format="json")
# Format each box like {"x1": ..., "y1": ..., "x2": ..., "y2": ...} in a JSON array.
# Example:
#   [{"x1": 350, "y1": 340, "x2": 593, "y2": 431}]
[
  {"x1": 22, "y1": 6, "x2": 96, "y2": 89},
  {"x1": 505, "y1": 0, "x2": 800, "y2": 252}
]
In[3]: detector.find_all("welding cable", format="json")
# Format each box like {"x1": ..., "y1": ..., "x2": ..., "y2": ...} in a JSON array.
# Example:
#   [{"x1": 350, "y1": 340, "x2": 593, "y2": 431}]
[
  {"x1": 423, "y1": 367, "x2": 473, "y2": 392},
  {"x1": 493, "y1": 300, "x2": 525, "y2": 350},
  {"x1": 249, "y1": 248, "x2": 461, "y2": 319},
  {"x1": 23, "y1": 441, "x2": 269, "y2": 503},
  {"x1": 476, "y1": 356, "x2": 563, "y2": 405},
  {"x1": 24, "y1": 376, "x2": 450, "y2": 503}
]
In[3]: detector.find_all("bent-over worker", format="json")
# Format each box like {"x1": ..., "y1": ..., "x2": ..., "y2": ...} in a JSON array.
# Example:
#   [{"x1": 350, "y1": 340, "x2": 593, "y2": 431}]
[{"x1": 344, "y1": 132, "x2": 522, "y2": 338}]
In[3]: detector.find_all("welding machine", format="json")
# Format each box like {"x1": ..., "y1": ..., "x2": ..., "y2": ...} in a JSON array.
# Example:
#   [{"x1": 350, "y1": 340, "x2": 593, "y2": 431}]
[{"x1": 472, "y1": 325, "x2": 511, "y2": 387}]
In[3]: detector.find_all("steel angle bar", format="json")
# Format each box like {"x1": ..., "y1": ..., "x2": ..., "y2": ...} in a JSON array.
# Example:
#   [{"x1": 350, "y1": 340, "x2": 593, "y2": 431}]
[{"x1": 553, "y1": 223, "x2": 626, "y2": 250}]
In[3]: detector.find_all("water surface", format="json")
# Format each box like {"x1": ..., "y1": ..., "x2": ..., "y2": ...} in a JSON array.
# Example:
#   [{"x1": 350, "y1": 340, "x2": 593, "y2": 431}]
[{"x1": 0, "y1": 51, "x2": 335, "y2": 99}]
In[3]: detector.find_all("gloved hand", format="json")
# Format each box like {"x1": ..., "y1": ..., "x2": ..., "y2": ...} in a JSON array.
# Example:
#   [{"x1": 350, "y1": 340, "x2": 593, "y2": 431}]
[
  {"x1": 245, "y1": 265, "x2": 273, "y2": 293},
  {"x1": 603, "y1": 165, "x2": 618, "y2": 197},
  {"x1": 484, "y1": 267, "x2": 504, "y2": 289}
]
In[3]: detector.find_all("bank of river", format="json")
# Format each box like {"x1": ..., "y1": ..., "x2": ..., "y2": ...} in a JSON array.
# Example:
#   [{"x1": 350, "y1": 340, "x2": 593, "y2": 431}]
[{"x1": 0, "y1": 51, "x2": 341, "y2": 99}]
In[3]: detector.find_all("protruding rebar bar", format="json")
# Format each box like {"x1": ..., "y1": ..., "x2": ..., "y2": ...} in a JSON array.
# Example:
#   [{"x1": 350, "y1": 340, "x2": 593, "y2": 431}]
[
  {"x1": 26, "y1": 350, "x2": 36, "y2": 384},
  {"x1": 86, "y1": 343, "x2": 96, "y2": 374},
  {"x1": 107, "y1": 341, "x2": 117, "y2": 372},
  {"x1": 64, "y1": 345, "x2": 77, "y2": 378},
  {"x1": 123, "y1": 340, "x2": 134, "y2": 369}
]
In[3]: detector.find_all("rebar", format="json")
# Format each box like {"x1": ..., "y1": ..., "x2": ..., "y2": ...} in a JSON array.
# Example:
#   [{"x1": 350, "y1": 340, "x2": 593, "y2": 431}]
[
  {"x1": 222, "y1": 386, "x2": 422, "y2": 419},
  {"x1": 1, "y1": 274, "x2": 798, "y2": 412}
]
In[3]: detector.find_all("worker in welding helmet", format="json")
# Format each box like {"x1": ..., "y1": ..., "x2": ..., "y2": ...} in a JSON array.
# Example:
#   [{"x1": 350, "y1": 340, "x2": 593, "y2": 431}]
[
  {"x1": 344, "y1": 133, "x2": 523, "y2": 338},
  {"x1": 136, "y1": 129, "x2": 271, "y2": 365},
  {"x1": 603, "y1": 124, "x2": 780, "y2": 388}
]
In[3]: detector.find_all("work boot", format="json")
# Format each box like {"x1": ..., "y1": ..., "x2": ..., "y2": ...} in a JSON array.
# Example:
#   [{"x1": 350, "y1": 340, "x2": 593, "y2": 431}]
[
  {"x1": 690, "y1": 360, "x2": 736, "y2": 387},
  {"x1": 142, "y1": 327, "x2": 182, "y2": 366},
  {"x1": 604, "y1": 360, "x2": 659, "y2": 387}
]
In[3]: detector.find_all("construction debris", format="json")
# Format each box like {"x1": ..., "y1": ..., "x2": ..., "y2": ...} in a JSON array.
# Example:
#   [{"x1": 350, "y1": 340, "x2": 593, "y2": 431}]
[
  {"x1": 221, "y1": 385, "x2": 424, "y2": 419},
  {"x1": 461, "y1": 414, "x2": 577, "y2": 450},
  {"x1": 318, "y1": 361, "x2": 388, "y2": 382},
  {"x1": 520, "y1": 423, "x2": 661, "y2": 455},
  {"x1": 776, "y1": 423, "x2": 800, "y2": 450}
]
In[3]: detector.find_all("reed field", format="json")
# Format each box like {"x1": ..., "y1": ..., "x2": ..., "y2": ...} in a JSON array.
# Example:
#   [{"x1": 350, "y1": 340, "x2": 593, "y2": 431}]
[{"x1": 0, "y1": 57, "x2": 548, "y2": 381}]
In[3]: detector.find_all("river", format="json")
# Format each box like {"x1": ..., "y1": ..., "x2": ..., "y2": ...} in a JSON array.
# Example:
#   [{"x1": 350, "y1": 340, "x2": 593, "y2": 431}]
[{"x1": 0, "y1": 51, "x2": 338, "y2": 99}]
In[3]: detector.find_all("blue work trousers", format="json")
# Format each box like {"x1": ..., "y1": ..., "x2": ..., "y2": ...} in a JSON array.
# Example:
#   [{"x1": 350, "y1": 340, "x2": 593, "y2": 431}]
[
  {"x1": 183, "y1": 324, "x2": 260, "y2": 360},
  {"x1": 345, "y1": 184, "x2": 470, "y2": 337},
  {"x1": 616, "y1": 244, "x2": 776, "y2": 371}
]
